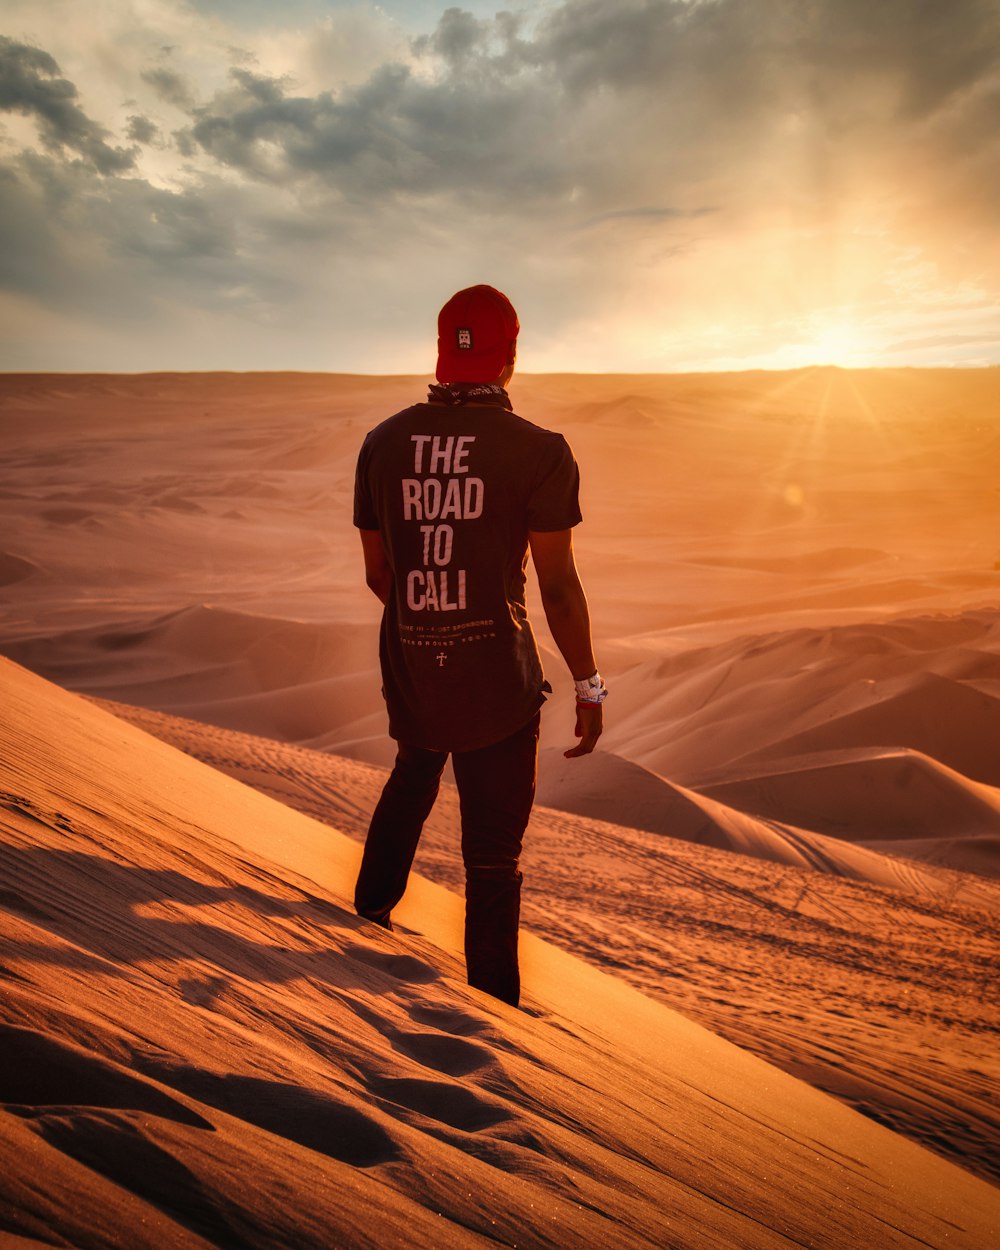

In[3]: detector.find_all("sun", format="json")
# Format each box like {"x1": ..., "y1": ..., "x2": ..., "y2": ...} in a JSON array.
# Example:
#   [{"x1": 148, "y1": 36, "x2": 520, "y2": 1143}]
[{"x1": 785, "y1": 319, "x2": 873, "y2": 369}]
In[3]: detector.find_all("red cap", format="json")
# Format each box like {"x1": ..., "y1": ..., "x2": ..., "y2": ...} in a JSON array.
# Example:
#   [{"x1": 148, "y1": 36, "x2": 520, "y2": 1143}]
[{"x1": 436, "y1": 285, "x2": 519, "y2": 383}]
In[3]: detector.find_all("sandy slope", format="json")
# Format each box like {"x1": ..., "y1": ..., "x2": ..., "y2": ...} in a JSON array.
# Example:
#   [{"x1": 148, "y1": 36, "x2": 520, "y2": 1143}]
[
  {"x1": 2, "y1": 657, "x2": 999, "y2": 1250},
  {"x1": 100, "y1": 696, "x2": 1000, "y2": 1190}
]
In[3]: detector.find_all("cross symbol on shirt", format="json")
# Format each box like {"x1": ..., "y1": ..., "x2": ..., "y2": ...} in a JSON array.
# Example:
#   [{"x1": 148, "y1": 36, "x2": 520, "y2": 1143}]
[{"x1": 436, "y1": 652, "x2": 447, "y2": 667}]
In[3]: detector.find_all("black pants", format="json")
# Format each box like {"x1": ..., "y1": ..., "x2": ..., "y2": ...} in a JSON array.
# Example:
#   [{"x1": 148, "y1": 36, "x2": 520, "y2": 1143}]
[{"x1": 354, "y1": 713, "x2": 540, "y2": 1006}]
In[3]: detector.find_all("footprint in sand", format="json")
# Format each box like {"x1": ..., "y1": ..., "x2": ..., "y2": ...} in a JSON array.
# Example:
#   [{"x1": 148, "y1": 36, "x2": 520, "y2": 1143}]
[
  {"x1": 406, "y1": 1002, "x2": 493, "y2": 1037},
  {"x1": 0, "y1": 888, "x2": 53, "y2": 922},
  {"x1": 385, "y1": 1027, "x2": 494, "y2": 1078},
  {"x1": 4, "y1": 1025, "x2": 401, "y2": 1172},
  {"x1": 127, "y1": 1058, "x2": 401, "y2": 1169},
  {"x1": 342, "y1": 941, "x2": 441, "y2": 985},
  {"x1": 365, "y1": 1074, "x2": 512, "y2": 1132},
  {"x1": 177, "y1": 975, "x2": 229, "y2": 1008},
  {"x1": 405, "y1": 1001, "x2": 536, "y2": 1063}
]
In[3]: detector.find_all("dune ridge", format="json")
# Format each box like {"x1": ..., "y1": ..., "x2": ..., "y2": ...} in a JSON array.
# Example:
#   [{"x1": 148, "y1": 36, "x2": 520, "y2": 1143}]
[
  {"x1": 1, "y1": 603, "x2": 382, "y2": 745},
  {"x1": 3, "y1": 657, "x2": 999, "y2": 1249},
  {"x1": 0, "y1": 551, "x2": 39, "y2": 588},
  {"x1": 700, "y1": 747, "x2": 1000, "y2": 839}
]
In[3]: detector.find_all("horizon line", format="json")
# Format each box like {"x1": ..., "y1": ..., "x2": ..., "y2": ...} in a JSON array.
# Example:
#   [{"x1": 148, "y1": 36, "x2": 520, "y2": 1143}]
[{"x1": 3, "y1": 363, "x2": 999, "y2": 380}]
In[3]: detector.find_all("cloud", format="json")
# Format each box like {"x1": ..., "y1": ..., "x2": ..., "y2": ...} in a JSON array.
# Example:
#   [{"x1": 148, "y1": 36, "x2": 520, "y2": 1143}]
[
  {"x1": 0, "y1": 1, "x2": 999, "y2": 370},
  {"x1": 888, "y1": 332, "x2": 1000, "y2": 353},
  {"x1": 580, "y1": 206, "x2": 717, "y2": 230},
  {"x1": 164, "y1": 0, "x2": 1000, "y2": 330},
  {"x1": 126, "y1": 115, "x2": 160, "y2": 144},
  {"x1": 141, "y1": 65, "x2": 198, "y2": 111},
  {"x1": 0, "y1": 36, "x2": 136, "y2": 174},
  {"x1": 0, "y1": 150, "x2": 235, "y2": 306},
  {"x1": 410, "y1": 1, "x2": 540, "y2": 72},
  {"x1": 180, "y1": 52, "x2": 567, "y2": 206},
  {"x1": 0, "y1": 161, "x2": 75, "y2": 299},
  {"x1": 170, "y1": 0, "x2": 1000, "y2": 235}
]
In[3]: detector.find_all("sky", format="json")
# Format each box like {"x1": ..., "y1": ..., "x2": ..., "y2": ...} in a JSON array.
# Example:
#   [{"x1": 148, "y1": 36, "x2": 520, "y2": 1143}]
[{"x1": 1, "y1": 0, "x2": 998, "y2": 374}]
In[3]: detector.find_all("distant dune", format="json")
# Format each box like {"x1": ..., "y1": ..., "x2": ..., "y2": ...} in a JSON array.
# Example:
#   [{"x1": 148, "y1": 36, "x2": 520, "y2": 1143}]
[
  {"x1": 2, "y1": 604, "x2": 379, "y2": 745},
  {"x1": 0, "y1": 550, "x2": 39, "y2": 588},
  {"x1": 535, "y1": 743, "x2": 1000, "y2": 887},
  {"x1": 700, "y1": 747, "x2": 1000, "y2": 840},
  {"x1": 2, "y1": 369, "x2": 999, "y2": 862}
]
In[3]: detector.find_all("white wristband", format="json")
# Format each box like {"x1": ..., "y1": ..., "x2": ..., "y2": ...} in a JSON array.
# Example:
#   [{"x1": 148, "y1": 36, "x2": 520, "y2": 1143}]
[{"x1": 574, "y1": 672, "x2": 608, "y2": 704}]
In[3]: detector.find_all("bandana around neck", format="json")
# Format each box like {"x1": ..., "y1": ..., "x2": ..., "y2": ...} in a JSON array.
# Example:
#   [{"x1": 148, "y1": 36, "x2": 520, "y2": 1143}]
[{"x1": 427, "y1": 382, "x2": 512, "y2": 410}]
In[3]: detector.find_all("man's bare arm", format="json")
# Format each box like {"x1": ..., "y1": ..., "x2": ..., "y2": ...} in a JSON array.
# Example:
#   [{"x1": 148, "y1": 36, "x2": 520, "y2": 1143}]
[
  {"x1": 359, "y1": 528, "x2": 392, "y2": 605},
  {"x1": 528, "y1": 528, "x2": 603, "y2": 758}
]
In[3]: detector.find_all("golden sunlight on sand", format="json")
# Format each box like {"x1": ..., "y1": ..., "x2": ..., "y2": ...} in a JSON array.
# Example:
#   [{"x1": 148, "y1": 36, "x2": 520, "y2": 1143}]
[{"x1": 1, "y1": 369, "x2": 999, "y2": 1246}]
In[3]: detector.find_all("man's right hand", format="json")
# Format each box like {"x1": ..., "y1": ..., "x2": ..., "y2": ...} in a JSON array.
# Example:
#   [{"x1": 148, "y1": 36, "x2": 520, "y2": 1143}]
[{"x1": 564, "y1": 701, "x2": 603, "y2": 758}]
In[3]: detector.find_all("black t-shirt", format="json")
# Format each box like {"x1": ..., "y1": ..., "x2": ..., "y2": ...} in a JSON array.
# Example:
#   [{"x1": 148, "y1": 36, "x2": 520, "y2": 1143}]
[{"x1": 354, "y1": 400, "x2": 582, "y2": 752}]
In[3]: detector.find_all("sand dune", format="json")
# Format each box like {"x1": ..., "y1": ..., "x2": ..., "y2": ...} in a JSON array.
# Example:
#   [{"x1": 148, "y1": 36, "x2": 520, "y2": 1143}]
[
  {"x1": 14, "y1": 603, "x2": 1000, "y2": 880},
  {"x1": 97, "y1": 693, "x2": 1000, "y2": 1189},
  {"x1": 601, "y1": 610, "x2": 1000, "y2": 789},
  {"x1": 696, "y1": 546, "x2": 892, "y2": 574},
  {"x1": 2, "y1": 605, "x2": 379, "y2": 743},
  {"x1": 534, "y1": 743, "x2": 997, "y2": 888},
  {"x1": 700, "y1": 748, "x2": 1000, "y2": 842},
  {"x1": 860, "y1": 834, "x2": 1000, "y2": 878},
  {"x1": 3, "y1": 657, "x2": 999, "y2": 1249},
  {"x1": 739, "y1": 670, "x2": 1000, "y2": 785},
  {"x1": 0, "y1": 551, "x2": 38, "y2": 588},
  {"x1": 3, "y1": 371, "x2": 1000, "y2": 1241}
]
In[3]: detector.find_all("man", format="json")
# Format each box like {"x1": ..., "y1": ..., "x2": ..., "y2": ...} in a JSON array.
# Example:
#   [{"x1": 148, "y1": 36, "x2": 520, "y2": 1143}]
[{"x1": 353, "y1": 284, "x2": 606, "y2": 1006}]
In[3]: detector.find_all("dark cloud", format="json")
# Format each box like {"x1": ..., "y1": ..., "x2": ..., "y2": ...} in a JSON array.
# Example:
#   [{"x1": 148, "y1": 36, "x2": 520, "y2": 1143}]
[
  {"x1": 532, "y1": 0, "x2": 694, "y2": 92},
  {"x1": 126, "y1": 115, "x2": 160, "y2": 144},
  {"x1": 534, "y1": 0, "x2": 1000, "y2": 112},
  {"x1": 413, "y1": 6, "x2": 487, "y2": 65},
  {"x1": 141, "y1": 65, "x2": 197, "y2": 111},
  {"x1": 0, "y1": 144, "x2": 250, "y2": 321},
  {"x1": 167, "y1": 0, "x2": 1000, "y2": 228},
  {"x1": 796, "y1": 0, "x2": 1000, "y2": 122},
  {"x1": 101, "y1": 177, "x2": 237, "y2": 266},
  {"x1": 0, "y1": 36, "x2": 136, "y2": 174},
  {"x1": 411, "y1": 6, "x2": 530, "y2": 72},
  {"x1": 182, "y1": 58, "x2": 565, "y2": 203},
  {"x1": 523, "y1": 0, "x2": 1000, "y2": 210},
  {"x1": 0, "y1": 162, "x2": 74, "y2": 298}
]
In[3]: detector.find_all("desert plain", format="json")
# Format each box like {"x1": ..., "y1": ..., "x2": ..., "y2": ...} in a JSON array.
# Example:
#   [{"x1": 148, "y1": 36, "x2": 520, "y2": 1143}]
[{"x1": 1, "y1": 368, "x2": 998, "y2": 1248}]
